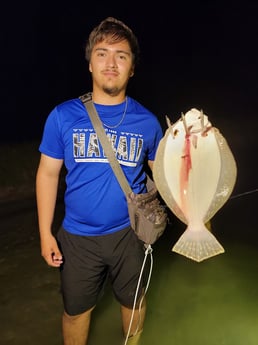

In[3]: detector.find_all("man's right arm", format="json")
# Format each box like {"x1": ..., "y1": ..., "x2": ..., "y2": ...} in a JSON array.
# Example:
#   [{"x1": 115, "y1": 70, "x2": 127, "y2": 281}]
[{"x1": 36, "y1": 153, "x2": 64, "y2": 267}]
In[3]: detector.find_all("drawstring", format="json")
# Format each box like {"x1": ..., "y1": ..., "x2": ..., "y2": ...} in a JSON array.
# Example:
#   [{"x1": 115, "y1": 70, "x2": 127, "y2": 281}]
[{"x1": 123, "y1": 244, "x2": 153, "y2": 345}]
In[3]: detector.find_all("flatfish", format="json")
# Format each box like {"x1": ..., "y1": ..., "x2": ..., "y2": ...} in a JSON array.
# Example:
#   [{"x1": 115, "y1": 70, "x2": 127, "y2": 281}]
[{"x1": 153, "y1": 108, "x2": 237, "y2": 262}]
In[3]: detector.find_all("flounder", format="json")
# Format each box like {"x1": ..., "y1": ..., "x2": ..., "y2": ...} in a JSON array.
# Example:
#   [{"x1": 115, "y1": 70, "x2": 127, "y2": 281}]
[{"x1": 153, "y1": 108, "x2": 237, "y2": 262}]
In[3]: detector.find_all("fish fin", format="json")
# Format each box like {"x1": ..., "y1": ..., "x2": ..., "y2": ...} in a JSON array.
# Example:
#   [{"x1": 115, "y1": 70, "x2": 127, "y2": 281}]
[
  {"x1": 165, "y1": 115, "x2": 173, "y2": 128},
  {"x1": 172, "y1": 227, "x2": 224, "y2": 262}
]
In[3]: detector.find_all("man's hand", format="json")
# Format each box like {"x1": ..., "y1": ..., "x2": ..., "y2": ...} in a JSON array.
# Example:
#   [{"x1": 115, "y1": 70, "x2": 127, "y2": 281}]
[{"x1": 41, "y1": 234, "x2": 63, "y2": 267}]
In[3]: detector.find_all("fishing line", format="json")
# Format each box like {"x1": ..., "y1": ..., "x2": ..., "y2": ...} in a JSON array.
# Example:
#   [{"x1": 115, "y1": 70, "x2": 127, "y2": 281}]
[
  {"x1": 123, "y1": 244, "x2": 153, "y2": 345},
  {"x1": 230, "y1": 188, "x2": 258, "y2": 200}
]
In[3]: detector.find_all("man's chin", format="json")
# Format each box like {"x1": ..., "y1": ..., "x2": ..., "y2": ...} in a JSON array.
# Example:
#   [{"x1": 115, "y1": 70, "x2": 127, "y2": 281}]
[{"x1": 102, "y1": 87, "x2": 120, "y2": 96}]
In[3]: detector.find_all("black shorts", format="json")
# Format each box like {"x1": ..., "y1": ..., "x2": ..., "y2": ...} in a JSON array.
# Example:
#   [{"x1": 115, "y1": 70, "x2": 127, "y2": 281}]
[{"x1": 56, "y1": 226, "x2": 147, "y2": 316}]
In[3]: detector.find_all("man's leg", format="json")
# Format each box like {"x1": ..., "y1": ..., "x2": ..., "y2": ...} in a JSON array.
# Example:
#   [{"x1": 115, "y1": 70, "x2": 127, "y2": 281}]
[
  {"x1": 121, "y1": 297, "x2": 146, "y2": 339},
  {"x1": 62, "y1": 307, "x2": 94, "y2": 345}
]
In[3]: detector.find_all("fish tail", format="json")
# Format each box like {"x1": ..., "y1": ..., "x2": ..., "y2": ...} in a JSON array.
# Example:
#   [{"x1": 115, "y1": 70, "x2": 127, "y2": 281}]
[{"x1": 172, "y1": 227, "x2": 224, "y2": 262}]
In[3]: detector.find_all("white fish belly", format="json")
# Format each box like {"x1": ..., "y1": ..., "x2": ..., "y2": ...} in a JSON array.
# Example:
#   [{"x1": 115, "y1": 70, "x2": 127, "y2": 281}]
[
  {"x1": 153, "y1": 108, "x2": 237, "y2": 262},
  {"x1": 154, "y1": 127, "x2": 226, "y2": 262},
  {"x1": 161, "y1": 130, "x2": 221, "y2": 223},
  {"x1": 178, "y1": 132, "x2": 221, "y2": 225}
]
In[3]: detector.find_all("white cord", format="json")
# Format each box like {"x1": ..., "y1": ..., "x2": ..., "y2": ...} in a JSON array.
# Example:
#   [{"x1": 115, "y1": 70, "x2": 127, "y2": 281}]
[{"x1": 123, "y1": 244, "x2": 153, "y2": 345}]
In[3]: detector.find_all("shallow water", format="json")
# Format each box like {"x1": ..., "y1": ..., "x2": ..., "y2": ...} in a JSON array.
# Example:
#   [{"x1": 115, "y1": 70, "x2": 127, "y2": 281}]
[{"x1": 0, "y1": 189, "x2": 258, "y2": 345}]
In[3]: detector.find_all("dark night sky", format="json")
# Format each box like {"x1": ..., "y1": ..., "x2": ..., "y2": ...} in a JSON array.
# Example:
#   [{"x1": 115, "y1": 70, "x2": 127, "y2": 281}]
[{"x1": 1, "y1": 0, "x2": 258, "y2": 150}]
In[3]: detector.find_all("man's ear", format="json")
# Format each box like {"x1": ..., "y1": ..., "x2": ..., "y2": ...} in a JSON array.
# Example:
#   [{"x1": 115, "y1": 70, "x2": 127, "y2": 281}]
[
  {"x1": 89, "y1": 63, "x2": 92, "y2": 72},
  {"x1": 130, "y1": 67, "x2": 134, "y2": 77}
]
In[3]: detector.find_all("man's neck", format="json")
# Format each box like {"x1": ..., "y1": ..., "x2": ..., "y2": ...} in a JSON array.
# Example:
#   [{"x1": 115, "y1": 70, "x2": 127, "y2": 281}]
[{"x1": 91, "y1": 88, "x2": 126, "y2": 105}]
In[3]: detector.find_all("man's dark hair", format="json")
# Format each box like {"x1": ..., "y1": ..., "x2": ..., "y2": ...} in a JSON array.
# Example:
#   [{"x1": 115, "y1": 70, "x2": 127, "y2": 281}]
[{"x1": 85, "y1": 17, "x2": 140, "y2": 66}]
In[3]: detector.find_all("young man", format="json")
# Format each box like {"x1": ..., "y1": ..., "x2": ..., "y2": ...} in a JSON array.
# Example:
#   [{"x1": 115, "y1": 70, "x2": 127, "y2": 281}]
[{"x1": 36, "y1": 17, "x2": 163, "y2": 345}]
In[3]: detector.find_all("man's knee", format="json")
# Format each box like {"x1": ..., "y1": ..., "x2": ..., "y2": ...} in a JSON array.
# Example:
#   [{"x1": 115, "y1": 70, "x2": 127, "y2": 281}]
[{"x1": 63, "y1": 306, "x2": 95, "y2": 322}]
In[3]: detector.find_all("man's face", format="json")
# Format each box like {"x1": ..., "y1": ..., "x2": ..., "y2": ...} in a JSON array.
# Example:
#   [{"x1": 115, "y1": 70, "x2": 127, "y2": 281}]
[{"x1": 89, "y1": 38, "x2": 134, "y2": 96}]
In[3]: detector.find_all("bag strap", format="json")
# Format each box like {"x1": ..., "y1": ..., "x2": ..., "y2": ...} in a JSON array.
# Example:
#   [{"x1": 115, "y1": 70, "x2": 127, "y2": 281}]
[{"x1": 79, "y1": 92, "x2": 132, "y2": 195}]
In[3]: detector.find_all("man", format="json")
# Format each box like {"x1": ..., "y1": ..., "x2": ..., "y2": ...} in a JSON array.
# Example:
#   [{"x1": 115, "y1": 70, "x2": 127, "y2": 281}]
[{"x1": 36, "y1": 17, "x2": 163, "y2": 345}]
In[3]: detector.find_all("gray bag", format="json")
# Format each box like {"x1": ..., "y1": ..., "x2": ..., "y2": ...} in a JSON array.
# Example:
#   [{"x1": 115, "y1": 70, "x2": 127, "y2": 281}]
[{"x1": 126, "y1": 176, "x2": 168, "y2": 245}]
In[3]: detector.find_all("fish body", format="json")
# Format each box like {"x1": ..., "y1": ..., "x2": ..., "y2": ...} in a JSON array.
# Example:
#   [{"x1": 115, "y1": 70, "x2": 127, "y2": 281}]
[{"x1": 153, "y1": 108, "x2": 237, "y2": 262}]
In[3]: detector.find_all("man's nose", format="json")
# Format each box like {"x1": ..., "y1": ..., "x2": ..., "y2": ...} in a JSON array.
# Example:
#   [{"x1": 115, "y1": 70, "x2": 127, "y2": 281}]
[{"x1": 106, "y1": 54, "x2": 117, "y2": 68}]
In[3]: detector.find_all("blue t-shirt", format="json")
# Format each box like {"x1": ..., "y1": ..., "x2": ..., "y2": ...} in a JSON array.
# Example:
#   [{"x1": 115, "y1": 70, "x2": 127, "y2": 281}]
[{"x1": 39, "y1": 95, "x2": 163, "y2": 236}]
